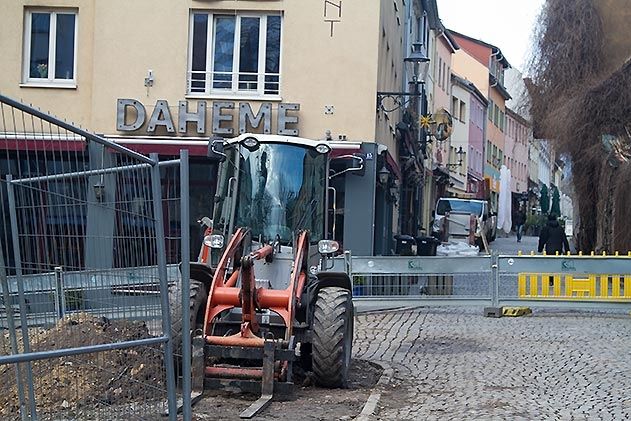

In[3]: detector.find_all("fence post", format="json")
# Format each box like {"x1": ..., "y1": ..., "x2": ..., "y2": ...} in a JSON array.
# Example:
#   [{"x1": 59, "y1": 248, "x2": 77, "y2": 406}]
[
  {"x1": 54, "y1": 267, "x2": 66, "y2": 320},
  {"x1": 492, "y1": 253, "x2": 500, "y2": 307},
  {"x1": 0, "y1": 234, "x2": 28, "y2": 420},
  {"x1": 6, "y1": 175, "x2": 38, "y2": 419},
  {"x1": 180, "y1": 150, "x2": 193, "y2": 420},
  {"x1": 150, "y1": 155, "x2": 177, "y2": 420},
  {"x1": 484, "y1": 253, "x2": 502, "y2": 318}
]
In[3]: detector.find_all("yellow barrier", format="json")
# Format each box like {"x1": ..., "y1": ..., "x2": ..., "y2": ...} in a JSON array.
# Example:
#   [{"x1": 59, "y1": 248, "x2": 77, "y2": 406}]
[{"x1": 518, "y1": 273, "x2": 631, "y2": 301}]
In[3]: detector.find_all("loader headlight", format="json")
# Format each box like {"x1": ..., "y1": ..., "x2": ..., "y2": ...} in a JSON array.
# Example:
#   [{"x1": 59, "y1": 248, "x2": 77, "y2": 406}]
[
  {"x1": 315, "y1": 144, "x2": 331, "y2": 154},
  {"x1": 318, "y1": 240, "x2": 339, "y2": 254},
  {"x1": 242, "y1": 136, "x2": 260, "y2": 151},
  {"x1": 204, "y1": 234, "x2": 224, "y2": 249}
]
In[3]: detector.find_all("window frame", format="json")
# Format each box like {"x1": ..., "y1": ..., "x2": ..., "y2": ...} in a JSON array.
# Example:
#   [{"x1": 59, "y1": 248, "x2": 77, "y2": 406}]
[
  {"x1": 22, "y1": 9, "x2": 78, "y2": 88},
  {"x1": 186, "y1": 11, "x2": 284, "y2": 99}
]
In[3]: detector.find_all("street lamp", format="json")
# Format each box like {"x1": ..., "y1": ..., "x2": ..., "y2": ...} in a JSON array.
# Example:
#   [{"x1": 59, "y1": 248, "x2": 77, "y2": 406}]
[
  {"x1": 376, "y1": 43, "x2": 430, "y2": 112},
  {"x1": 404, "y1": 46, "x2": 431, "y2": 85}
]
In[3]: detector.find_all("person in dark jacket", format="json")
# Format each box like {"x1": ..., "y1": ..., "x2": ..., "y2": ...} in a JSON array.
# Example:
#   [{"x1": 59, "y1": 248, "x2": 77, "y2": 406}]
[
  {"x1": 538, "y1": 213, "x2": 570, "y2": 255},
  {"x1": 514, "y1": 208, "x2": 526, "y2": 242}
]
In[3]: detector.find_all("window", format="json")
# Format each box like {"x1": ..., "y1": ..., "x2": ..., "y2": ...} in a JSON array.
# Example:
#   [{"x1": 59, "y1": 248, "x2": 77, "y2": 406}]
[
  {"x1": 417, "y1": 12, "x2": 429, "y2": 47},
  {"x1": 459, "y1": 100, "x2": 466, "y2": 122},
  {"x1": 23, "y1": 10, "x2": 77, "y2": 86},
  {"x1": 452, "y1": 97, "x2": 459, "y2": 116},
  {"x1": 188, "y1": 12, "x2": 282, "y2": 96},
  {"x1": 488, "y1": 100, "x2": 494, "y2": 121},
  {"x1": 447, "y1": 66, "x2": 451, "y2": 94}
]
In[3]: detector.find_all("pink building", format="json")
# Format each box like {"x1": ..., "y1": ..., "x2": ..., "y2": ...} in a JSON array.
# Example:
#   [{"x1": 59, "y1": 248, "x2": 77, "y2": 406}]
[
  {"x1": 505, "y1": 107, "x2": 529, "y2": 194},
  {"x1": 451, "y1": 74, "x2": 487, "y2": 198}
]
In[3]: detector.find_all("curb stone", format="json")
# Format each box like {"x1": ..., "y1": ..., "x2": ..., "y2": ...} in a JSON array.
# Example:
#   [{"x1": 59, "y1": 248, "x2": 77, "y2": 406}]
[{"x1": 354, "y1": 362, "x2": 394, "y2": 421}]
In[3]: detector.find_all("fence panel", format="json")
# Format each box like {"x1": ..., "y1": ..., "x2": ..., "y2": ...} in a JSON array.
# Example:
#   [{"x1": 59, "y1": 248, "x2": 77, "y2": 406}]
[
  {"x1": 349, "y1": 256, "x2": 494, "y2": 309},
  {"x1": 497, "y1": 255, "x2": 631, "y2": 310},
  {"x1": 0, "y1": 95, "x2": 184, "y2": 420},
  {"x1": 346, "y1": 254, "x2": 631, "y2": 313}
]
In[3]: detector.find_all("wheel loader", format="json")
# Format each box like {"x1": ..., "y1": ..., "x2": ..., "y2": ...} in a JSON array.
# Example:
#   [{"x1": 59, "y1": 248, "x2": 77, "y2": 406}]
[{"x1": 170, "y1": 133, "x2": 359, "y2": 418}]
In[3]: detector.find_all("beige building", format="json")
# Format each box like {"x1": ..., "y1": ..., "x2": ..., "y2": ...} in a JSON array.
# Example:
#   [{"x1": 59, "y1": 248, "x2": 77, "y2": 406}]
[
  {"x1": 1, "y1": 0, "x2": 446, "y2": 256},
  {"x1": 1, "y1": 0, "x2": 394, "y2": 143}
]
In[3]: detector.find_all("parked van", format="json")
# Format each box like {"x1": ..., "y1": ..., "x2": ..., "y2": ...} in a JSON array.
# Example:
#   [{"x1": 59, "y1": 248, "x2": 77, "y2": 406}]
[{"x1": 431, "y1": 198, "x2": 496, "y2": 243}]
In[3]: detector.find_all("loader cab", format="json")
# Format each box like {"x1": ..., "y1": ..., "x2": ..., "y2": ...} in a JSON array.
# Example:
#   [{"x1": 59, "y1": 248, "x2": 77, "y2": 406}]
[{"x1": 207, "y1": 134, "x2": 332, "y2": 264}]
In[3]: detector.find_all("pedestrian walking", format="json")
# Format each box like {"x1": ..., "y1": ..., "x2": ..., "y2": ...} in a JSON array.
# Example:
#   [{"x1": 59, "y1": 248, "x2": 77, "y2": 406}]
[
  {"x1": 538, "y1": 213, "x2": 570, "y2": 255},
  {"x1": 514, "y1": 208, "x2": 526, "y2": 242}
]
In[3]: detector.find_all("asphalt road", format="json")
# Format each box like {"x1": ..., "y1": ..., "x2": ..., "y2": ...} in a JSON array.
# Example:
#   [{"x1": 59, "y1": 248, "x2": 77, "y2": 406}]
[{"x1": 490, "y1": 233, "x2": 540, "y2": 255}]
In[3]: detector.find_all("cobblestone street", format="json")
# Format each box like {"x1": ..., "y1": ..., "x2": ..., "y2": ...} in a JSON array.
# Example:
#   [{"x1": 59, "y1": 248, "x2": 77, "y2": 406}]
[{"x1": 354, "y1": 307, "x2": 631, "y2": 420}]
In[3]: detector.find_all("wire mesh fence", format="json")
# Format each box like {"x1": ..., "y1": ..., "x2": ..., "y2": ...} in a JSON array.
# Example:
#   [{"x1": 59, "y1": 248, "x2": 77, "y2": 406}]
[{"x1": 0, "y1": 95, "x2": 183, "y2": 420}]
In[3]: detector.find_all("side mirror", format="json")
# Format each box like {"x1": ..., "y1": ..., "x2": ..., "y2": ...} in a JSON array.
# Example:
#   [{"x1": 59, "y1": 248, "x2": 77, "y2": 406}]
[{"x1": 207, "y1": 137, "x2": 226, "y2": 162}]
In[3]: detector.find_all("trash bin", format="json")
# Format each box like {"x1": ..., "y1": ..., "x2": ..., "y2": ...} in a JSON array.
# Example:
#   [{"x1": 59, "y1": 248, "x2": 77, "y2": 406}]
[
  {"x1": 416, "y1": 236, "x2": 438, "y2": 256},
  {"x1": 394, "y1": 234, "x2": 416, "y2": 256}
]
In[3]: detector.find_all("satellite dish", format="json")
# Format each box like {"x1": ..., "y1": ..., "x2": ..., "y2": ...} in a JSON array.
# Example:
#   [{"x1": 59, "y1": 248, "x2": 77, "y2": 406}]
[{"x1": 432, "y1": 109, "x2": 453, "y2": 141}]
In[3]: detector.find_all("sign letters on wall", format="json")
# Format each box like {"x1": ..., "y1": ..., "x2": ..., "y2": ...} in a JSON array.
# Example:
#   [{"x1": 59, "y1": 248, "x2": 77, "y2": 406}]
[{"x1": 116, "y1": 99, "x2": 301, "y2": 136}]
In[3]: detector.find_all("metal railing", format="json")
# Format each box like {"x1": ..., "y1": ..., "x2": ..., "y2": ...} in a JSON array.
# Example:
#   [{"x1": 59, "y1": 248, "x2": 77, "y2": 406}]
[
  {"x1": 187, "y1": 70, "x2": 281, "y2": 96},
  {"x1": 0, "y1": 95, "x2": 193, "y2": 420}
]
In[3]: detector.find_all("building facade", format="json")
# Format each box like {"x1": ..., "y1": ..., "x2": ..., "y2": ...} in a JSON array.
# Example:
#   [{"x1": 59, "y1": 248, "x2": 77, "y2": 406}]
[
  {"x1": 1, "y1": 0, "x2": 444, "y2": 257},
  {"x1": 505, "y1": 107, "x2": 529, "y2": 194},
  {"x1": 450, "y1": 31, "x2": 511, "y2": 210},
  {"x1": 451, "y1": 74, "x2": 487, "y2": 198}
]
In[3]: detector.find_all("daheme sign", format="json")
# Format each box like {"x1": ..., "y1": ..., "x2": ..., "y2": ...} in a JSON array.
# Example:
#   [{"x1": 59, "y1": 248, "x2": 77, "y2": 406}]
[{"x1": 116, "y1": 99, "x2": 300, "y2": 136}]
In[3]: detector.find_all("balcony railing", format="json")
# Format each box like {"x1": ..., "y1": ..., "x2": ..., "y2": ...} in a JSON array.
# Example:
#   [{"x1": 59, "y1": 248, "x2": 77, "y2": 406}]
[{"x1": 187, "y1": 70, "x2": 280, "y2": 97}]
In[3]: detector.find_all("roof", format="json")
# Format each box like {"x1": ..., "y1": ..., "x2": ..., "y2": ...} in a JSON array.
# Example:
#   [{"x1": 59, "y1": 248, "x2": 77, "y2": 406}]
[
  {"x1": 424, "y1": 0, "x2": 460, "y2": 52},
  {"x1": 448, "y1": 29, "x2": 511, "y2": 68},
  {"x1": 451, "y1": 73, "x2": 489, "y2": 106},
  {"x1": 490, "y1": 74, "x2": 512, "y2": 100},
  {"x1": 438, "y1": 29, "x2": 460, "y2": 53},
  {"x1": 505, "y1": 106, "x2": 531, "y2": 127}
]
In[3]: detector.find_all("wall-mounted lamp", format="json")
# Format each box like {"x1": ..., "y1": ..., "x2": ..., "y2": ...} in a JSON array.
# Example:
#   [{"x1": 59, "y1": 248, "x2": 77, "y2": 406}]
[
  {"x1": 378, "y1": 165, "x2": 391, "y2": 185},
  {"x1": 376, "y1": 43, "x2": 430, "y2": 113},
  {"x1": 389, "y1": 184, "x2": 399, "y2": 200},
  {"x1": 446, "y1": 146, "x2": 466, "y2": 169}
]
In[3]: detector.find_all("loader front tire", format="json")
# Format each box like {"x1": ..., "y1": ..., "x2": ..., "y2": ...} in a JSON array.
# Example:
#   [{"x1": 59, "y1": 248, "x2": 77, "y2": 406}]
[
  {"x1": 312, "y1": 286, "x2": 354, "y2": 388},
  {"x1": 168, "y1": 279, "x2": 208, "y2": 379}
]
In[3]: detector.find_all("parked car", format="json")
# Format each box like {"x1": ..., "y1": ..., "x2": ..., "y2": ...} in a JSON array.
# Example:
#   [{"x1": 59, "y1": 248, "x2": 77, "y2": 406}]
[{"x1": 431, "y1": 198, "x2": 496, "y2": 244}]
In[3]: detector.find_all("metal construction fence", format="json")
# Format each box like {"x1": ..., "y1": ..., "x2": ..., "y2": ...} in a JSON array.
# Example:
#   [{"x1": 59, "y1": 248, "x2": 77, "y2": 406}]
[
  {"x1": 0, "y1": 94, "x2": 193, "y2": 421},
  {"x1": 348, "y1": 254, "x2": 631, "y2": 312}
]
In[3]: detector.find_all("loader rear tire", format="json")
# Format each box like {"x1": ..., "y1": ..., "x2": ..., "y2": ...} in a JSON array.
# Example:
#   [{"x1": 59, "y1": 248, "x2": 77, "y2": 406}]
[
  {"x1": 168, "y1": 279, "x2": 207, "y2": 379},
  {"x1": 312, "y1": 287, "x2": 354, "y2": 388}
]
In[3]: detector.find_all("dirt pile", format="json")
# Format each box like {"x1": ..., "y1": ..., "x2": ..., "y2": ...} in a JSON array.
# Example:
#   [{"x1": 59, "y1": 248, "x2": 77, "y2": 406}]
[{"x1": 0, "y1": 313, "x2": 164, "y2": 417}]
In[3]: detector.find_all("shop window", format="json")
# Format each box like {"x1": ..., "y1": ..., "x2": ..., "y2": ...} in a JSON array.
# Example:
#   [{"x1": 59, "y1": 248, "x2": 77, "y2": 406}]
[
  {"x1": 23, "y1": 10, "x2": 77, "y2": 86},
  {"x1": 188, "y1": 12, "x2": 282, "y2": 97}
]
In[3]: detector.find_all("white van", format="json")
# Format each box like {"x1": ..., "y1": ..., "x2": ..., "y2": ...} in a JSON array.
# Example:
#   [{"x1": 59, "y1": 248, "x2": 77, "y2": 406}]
[{"x1": 431, "y1": 198, "x2": 496, "y2": 243}]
